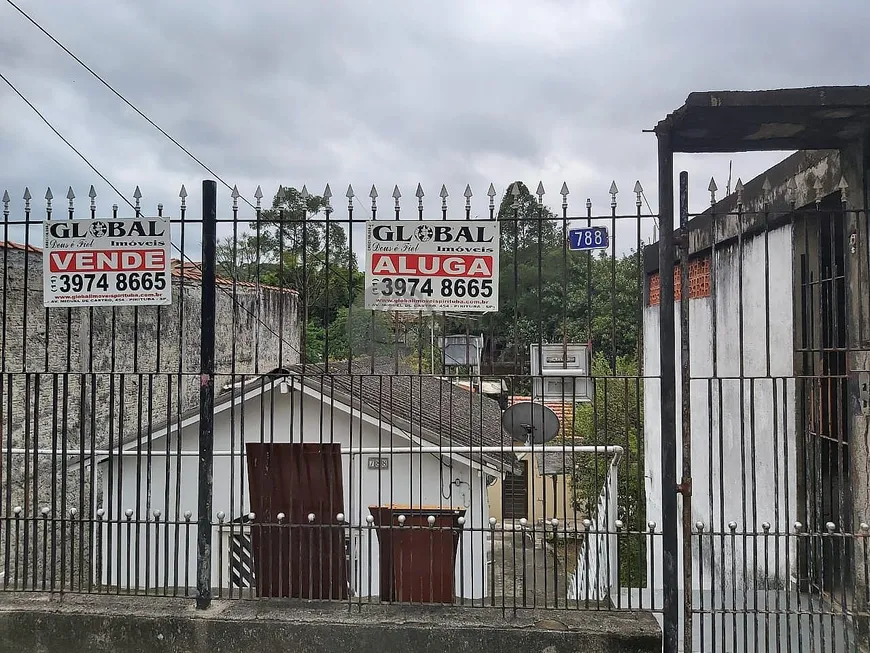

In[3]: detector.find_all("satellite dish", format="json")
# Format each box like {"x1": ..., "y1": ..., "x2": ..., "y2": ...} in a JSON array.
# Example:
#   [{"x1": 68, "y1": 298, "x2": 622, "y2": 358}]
[{"x1": 501, "y1": 402, "x2": 560, "y2": 445}]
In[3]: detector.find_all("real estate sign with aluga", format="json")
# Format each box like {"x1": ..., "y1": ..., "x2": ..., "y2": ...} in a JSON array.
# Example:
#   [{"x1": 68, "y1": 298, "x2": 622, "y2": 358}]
[
  {"x1": 42, "y1": 218, "x2": 172, "y2": 307},
  {"x1": 364, "y1": 220, "x2": 500, "y2": 312}
]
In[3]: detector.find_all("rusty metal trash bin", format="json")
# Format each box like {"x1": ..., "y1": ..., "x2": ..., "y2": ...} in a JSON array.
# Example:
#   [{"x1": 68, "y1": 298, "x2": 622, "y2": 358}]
[
  {"x1": 369, "y1": 505, "x2": 465, "y2": 604},
  {"x1": 246, "y1": 443, "x2": 348, "y2": 599}
]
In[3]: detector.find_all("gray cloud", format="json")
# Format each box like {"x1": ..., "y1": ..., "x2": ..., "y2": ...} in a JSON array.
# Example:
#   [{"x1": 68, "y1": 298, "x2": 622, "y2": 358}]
[{"x1": 1, "y1": 0, "x2": 867, "y2": 253}]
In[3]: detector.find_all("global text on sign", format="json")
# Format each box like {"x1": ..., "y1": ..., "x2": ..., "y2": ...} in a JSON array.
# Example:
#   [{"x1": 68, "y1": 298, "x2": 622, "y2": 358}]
[
  {"x1": 364, "y1": 220, "x2": 500, "y2": 312},
  {"x1": 43, "y1": 218, "x2": 172, "y2": 307}
]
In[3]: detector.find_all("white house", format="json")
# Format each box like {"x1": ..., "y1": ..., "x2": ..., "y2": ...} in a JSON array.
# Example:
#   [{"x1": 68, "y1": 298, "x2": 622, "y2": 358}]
[{"x1": 91, "y1": 358, "x2": 516, "y2": 601}]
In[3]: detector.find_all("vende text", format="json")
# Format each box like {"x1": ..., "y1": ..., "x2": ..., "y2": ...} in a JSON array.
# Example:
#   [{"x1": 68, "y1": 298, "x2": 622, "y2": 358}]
[
  {"x1": 49, "y1": 249, "x2": 166, "y2": 273},
  {"x1": 371, "y1": 254, "x2": 493, "y2": 277}
]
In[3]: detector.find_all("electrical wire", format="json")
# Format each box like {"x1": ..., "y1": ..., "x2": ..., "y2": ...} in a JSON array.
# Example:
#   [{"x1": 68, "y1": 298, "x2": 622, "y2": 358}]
[
  {"x1": 3, "y1": 0, "x2": 255, "y2": 209},
  {"x1": 0, "y1": 69, "x2": 303, "y2": 358}
]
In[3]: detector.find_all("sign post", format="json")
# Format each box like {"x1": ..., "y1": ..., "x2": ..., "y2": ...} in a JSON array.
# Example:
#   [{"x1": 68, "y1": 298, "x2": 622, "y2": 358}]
[
  {"x1": 364, "y1": 221, "x2": 499, "y2": 312},
  {"x1": 42, "y1": 217, "x2": 172, "y2": 307}
]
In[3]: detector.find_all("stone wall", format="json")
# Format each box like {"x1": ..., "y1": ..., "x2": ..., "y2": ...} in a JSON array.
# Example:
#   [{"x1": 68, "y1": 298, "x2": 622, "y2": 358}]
[{"x1": 0, "y1": 244, "x2": 300, "y2": 584}]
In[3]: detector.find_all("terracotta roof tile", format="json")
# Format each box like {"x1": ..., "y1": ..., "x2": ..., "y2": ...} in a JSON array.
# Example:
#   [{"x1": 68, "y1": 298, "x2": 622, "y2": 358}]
[
  {"x1": 0, "y1": 240, "x2": 42, "y2": 253},
  {"x1": 0, "y1": 243, "x2": 296, "y2": 294},
  {"x1": 507, "y1": 395, "x2": 575, "y2": 437}
]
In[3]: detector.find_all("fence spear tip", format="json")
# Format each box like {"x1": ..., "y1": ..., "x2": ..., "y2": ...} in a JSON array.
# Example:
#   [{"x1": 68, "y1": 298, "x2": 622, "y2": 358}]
[
  {"x1": 510, "y1": 182, "x2": 520, "y2": 196},
  {"x1": 45, "y1": 187, "x2": 53, "y2": 201},
  {"x1": 392, "y1": 185, "x2": 401, "y2": 199},
  {"x1": 231, "y1": 185, "x2": 240, "y2": 199},
  {"x1": 2, "y1": 190, "x2": 10, "y2": 203},
  {"x1": 67, "y1": 186, "x2": 75, "y2": 200},
  {"x1": 179, "y1": 184, "x2": 188, "y2": 198},
  {"x1": 761, "y1": 177, "x2": 772, "y2": 193},
  {"x1": 487, "y1": 183, "x2": 497, "y2": 198},
  {"x1": 838, "y1": 175, "x2": 849, "y2": 189},
  {"x1": 633, "y1": 180, "x2": 643, "y2": 194},
  {"x1": 369, "y1": 184, "x2": 378, "y2": 199},
  {"x1": 23, "y1": 187, "x2": 31, "y2": 201},
  {"x1": 415, "y1": 183, "x2": 424, "y2": 198},
  {"x1": 133, "y1": 185, "x2": 142, "y2": 200},
  {"x1": 300, "y1": 184, "x2": 310, "y2": 199},
  {"x1": 734, "y1": 178, "x2": 744, "y2": 192},
  {"x1": 463, "y1": 184, "x2": 472, "y2": 198},
  {"x1": 707, "y1": 177, "x2": 718, "y2": 193},
  {"x1": 536, "y1": 181, "x2": 545, "y2": 197},
  {"x1": 560, "y1": 182, "x2": 569, "y2": 196},
  {"x1": 609, "y1": 180, "x2": 619, "y2": 196},
  {"x1": 439, "y1": 184, "x2": 448, "y2": 198},
  {"x1": 346, "y1": 184, "x2": 355, "y2": 199},
  {"x1": 88, "y1": 185, "x2": 97, "y2": 199},
  {"x1": 323, "y1": 183, "x2": 332, "y2": 199}
]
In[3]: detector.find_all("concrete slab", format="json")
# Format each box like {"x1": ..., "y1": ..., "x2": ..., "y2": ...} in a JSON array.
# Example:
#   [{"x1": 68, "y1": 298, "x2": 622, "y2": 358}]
[{"x1": 0, "y1": 592, "x2": 661, "y2": 653}]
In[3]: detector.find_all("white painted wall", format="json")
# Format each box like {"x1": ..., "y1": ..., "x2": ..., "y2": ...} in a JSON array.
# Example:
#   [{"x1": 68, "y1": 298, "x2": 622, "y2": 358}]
[
  {"x1": 643, "y1": 225, "x2": 798, "y2": 591},
  {"x1": 96, "y1": 383, "x2": 490, "y2": 599}
]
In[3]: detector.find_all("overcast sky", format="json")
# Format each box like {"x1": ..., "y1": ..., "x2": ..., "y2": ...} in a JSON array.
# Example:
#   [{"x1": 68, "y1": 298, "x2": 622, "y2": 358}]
[{"x1": 1, "y1": 0, "x2": 867, "y2": 252}]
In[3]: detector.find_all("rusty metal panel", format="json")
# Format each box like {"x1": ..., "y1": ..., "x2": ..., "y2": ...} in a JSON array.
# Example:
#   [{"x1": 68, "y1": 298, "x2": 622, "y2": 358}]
[
  {"x1": 246, "y1": 443, "x2": 347, "y2": 600},
  {"x1": 369, "y1": 506, "x2": 465, "y2": 604}
]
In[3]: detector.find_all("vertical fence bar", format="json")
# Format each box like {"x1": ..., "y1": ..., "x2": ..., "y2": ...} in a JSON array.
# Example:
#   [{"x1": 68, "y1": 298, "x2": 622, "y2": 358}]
[
  {"x1": 656, "y1": 127, "x2": 679, "y2": 653},
  {"x1": 678, "y1": 171, "x2": 693, "y2": 653},
  {"x1": 196, "y1": 179, "x2": 218, "y2": 609}
]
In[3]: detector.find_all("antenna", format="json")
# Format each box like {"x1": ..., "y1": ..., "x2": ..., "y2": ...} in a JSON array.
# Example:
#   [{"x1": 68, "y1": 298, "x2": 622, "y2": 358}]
[{"x1": 501, "y1": 402, "x2": 560, "y2": 445}]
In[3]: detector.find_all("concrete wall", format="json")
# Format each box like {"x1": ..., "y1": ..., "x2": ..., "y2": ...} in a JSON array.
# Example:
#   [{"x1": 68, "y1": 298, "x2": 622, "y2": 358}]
[
  {"x1": 643, "y1": 224, "x2": 797, "y2": 591},
  {"x1": 98, "y1": 384, "x2": 491, "y2": 599},
  {"x1": 0, "y1": 594, "x2": 662, "y2": 653},
  {"x1": 0, "y1": 246, "x2": 299, "y2": 582}
]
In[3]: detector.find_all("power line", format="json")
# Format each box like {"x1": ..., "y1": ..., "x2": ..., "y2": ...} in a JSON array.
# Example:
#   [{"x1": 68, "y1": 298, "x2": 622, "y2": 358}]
[
  {"x1": 0, "y1": 69, "x2": 303, "y2": 359},
  {"x1": 0, "y1": 70, "x2": 135, "y2": 211},
  {"x1": 4, "y1": 0, "x2": 257, "y2": 209}
]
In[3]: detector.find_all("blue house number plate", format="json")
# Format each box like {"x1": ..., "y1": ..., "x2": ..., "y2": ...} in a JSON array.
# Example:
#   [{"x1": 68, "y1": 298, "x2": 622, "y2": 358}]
[{"x1": 568, "y1": 226, "x2": 609, "y2": 251}]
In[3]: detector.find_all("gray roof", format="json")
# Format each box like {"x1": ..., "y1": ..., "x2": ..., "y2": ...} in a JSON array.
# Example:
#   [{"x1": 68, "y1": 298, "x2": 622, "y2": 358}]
[
  {"x1": 94, "y1": 360, "x2": 516, "y2": 473},
  {"x1": 287, "y1": 358, "x2": 516, "y2": 471}
]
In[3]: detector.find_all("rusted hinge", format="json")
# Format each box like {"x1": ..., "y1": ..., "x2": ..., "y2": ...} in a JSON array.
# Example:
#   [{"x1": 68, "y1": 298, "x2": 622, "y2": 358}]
[{"x1": 676, "y1": 478, "x2": 693, "y2": 496}]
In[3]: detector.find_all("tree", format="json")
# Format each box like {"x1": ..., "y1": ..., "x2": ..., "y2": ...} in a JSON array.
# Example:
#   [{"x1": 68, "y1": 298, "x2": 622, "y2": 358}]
[
  {"x1": 216, "y1": 185, "x2": 364, "y2": 363},
  {"x1": 570, "y1": 353, "x2": 646, "y2": 586},
  {"x1": 480, "y1": 182, "x2": 644, "y2": 371}
]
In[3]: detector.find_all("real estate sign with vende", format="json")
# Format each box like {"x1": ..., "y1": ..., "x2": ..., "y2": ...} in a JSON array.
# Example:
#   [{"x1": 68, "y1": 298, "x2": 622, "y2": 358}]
[{"x1": 42, "y1": 218, "x2": 172, "y2": 307}]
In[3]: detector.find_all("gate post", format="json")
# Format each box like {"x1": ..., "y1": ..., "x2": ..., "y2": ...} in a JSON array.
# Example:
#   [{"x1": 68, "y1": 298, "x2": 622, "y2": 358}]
[
  {"x1": 196, "y1": 180, "x2": 218, "y2": 609},
  {"x1": 678, "y1": 171, "x2": 693, "y2": 653},
  {"x1": 656, "y1": 128, "x2": 679, "y2": 653}
]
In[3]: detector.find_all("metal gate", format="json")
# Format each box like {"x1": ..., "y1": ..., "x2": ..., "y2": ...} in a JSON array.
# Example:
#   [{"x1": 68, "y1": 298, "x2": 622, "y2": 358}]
[
  {"x1": 657, "y1": 168, "x2": 870, "y2": 652},
  {"x1": 0, "y1": 179, "x2": 656, "y2": 618},
  {"x1": 1, "y1": 166, "x2": 866, "y2": 652}
]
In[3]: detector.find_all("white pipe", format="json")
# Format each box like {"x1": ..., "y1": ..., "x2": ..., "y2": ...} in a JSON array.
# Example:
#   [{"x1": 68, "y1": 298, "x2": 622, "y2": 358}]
[{"x1": 1, "y1": 445, "x2": 623, "y2": 459}]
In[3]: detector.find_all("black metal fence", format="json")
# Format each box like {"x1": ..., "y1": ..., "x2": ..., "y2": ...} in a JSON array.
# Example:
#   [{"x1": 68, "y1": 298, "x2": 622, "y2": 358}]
[{"x1": 0, "y1": 173, "x2": 868, "y2": 652}]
